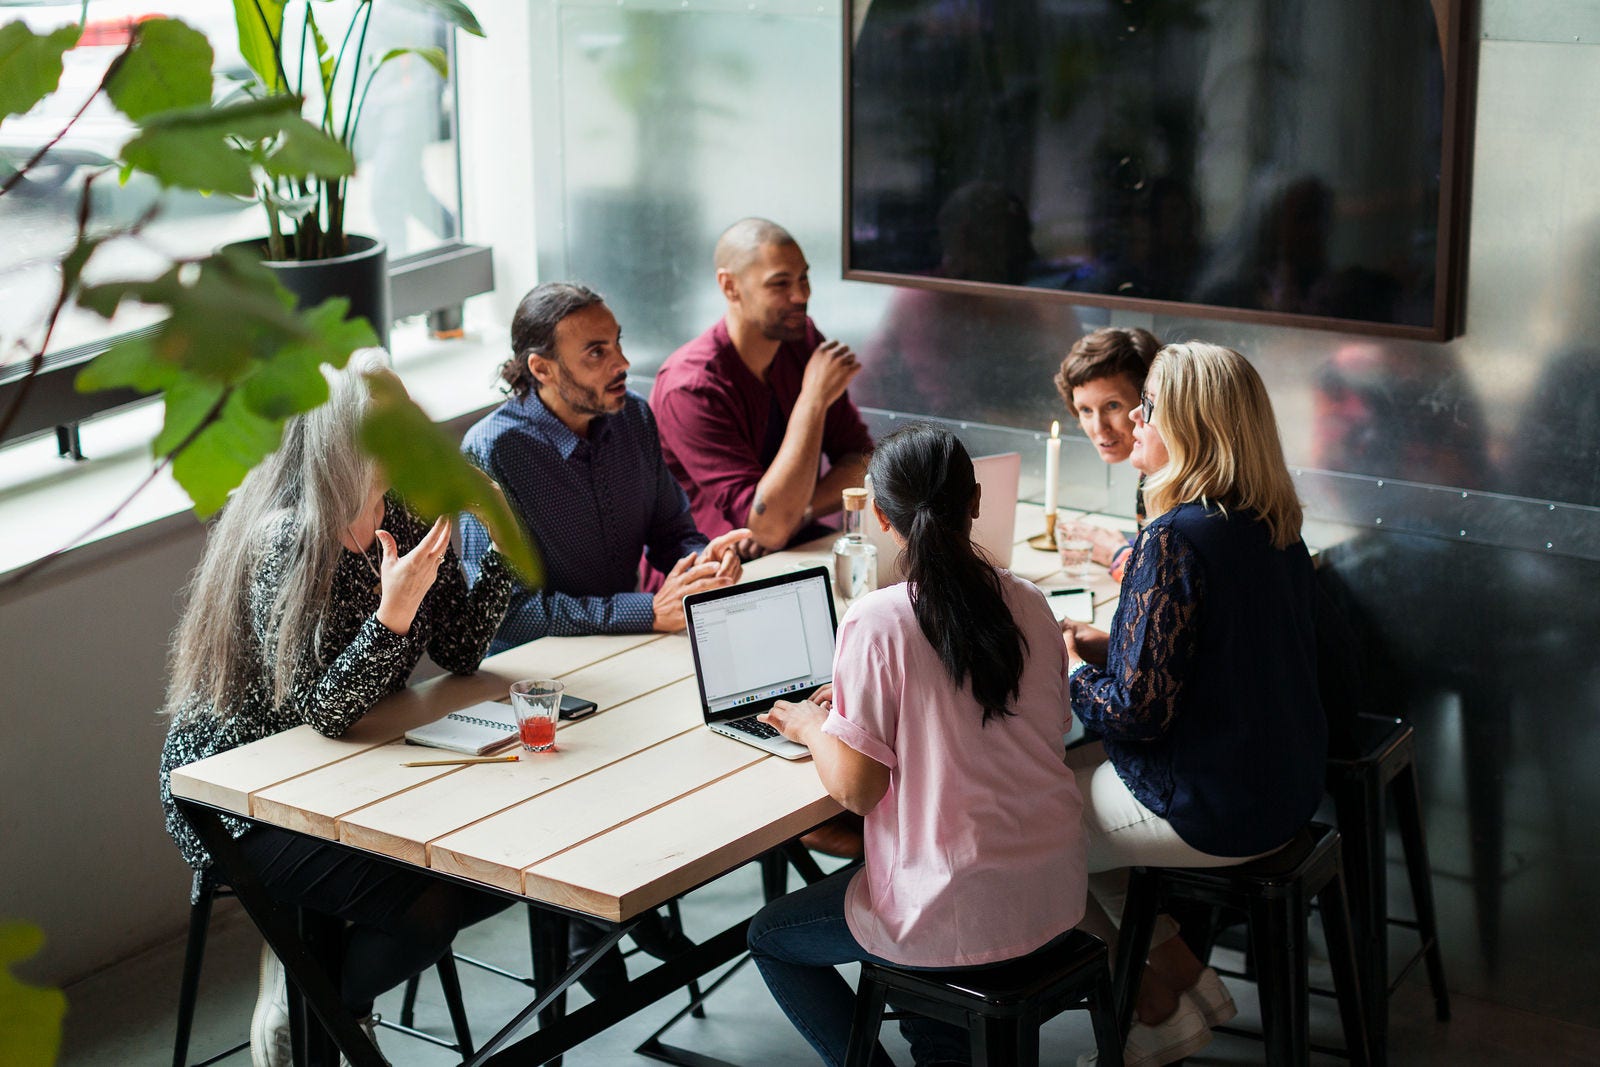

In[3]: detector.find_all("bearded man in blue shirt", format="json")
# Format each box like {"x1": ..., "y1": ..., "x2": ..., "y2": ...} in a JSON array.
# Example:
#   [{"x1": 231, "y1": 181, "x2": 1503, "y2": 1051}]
[{"x1": 461, "y1": 282, "x2": 748, "y2": 652}]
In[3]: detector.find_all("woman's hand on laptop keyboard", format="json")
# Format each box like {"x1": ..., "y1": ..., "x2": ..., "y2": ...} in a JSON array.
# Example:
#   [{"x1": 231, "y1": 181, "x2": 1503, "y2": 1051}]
[{"x1": 759, "y1": 697, "x2": 827, "y2": 745}]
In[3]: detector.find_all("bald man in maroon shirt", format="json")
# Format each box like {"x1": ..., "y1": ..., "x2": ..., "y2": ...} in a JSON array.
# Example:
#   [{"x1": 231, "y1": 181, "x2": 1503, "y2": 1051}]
[{"x1": 653, "y1": 218, "x2": 874, "y2": 557}]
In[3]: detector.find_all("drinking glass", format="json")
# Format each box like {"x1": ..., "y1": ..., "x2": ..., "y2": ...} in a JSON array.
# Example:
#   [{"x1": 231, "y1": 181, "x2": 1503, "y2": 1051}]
[{"x1": 510, "y1": 680, "x2": 564, "y2": 752}]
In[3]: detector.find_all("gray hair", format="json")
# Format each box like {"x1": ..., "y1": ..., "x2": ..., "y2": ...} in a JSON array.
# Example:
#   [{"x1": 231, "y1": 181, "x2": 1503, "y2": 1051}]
[
  {"x1": 714, "y1": 217, "x2": 797, "y2": 275},
  {"x1": 164, "y1": 350, "x2": 389, "y2": 721}
]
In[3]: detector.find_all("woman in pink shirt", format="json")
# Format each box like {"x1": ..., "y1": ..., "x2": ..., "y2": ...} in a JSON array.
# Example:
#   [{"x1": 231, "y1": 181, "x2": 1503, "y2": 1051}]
[{"x1": 752, "y1": 424, "x2": 1088, "y2": 1067}]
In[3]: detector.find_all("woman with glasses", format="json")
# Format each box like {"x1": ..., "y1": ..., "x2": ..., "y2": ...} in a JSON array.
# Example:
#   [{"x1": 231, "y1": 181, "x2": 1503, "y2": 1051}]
[
  {"x1": 1064, "y1": 341, "x2": 1327, "y2": 1067},
  {"x1": 748, "y1": 424, "x2": 1087, "y2": 1067}
]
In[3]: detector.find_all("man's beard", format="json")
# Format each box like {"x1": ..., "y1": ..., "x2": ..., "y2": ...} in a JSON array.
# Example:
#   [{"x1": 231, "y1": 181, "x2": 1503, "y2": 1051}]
[
  {"x1": 761, "y1": 308, "x2": 808, "y2": 343},
  {"x1": 555, "y1": 365, "x2": 625, "y2": 417}
]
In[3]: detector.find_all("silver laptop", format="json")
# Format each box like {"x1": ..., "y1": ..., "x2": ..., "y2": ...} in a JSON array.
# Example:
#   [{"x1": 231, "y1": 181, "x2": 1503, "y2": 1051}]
[
  {"x1": 865, "y1": 451, "x2": 1022, "y2": 585},
  {"x1": 683, "y1": 566, "x2": 839, "y2": 760}
]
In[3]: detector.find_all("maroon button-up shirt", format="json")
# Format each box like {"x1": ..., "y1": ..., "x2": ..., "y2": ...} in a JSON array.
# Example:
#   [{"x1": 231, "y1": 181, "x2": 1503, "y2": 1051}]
[{"x1": 652, "y1": 317, "x2": 875, "y2": 543}]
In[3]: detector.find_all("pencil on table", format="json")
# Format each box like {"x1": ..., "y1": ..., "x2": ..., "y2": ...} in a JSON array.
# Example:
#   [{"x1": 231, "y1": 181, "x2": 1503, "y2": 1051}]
[{"x1": 402, "y1": 754, "x2": 520, "y2": 767}]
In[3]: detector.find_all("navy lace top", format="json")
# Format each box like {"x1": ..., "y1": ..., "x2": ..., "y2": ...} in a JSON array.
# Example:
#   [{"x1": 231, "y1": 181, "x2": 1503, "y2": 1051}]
[{"x1": 1069, "y1": 501, "x2": 1326, "y2": 857}]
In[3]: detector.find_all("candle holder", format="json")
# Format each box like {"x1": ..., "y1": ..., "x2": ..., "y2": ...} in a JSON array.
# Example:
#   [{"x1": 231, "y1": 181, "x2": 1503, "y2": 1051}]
[{"x1": 1026, "y1": 510, "x2": 1059, "y2": 552}]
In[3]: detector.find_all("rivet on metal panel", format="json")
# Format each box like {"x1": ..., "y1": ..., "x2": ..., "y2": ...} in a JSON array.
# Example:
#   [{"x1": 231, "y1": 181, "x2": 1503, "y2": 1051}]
[
  {"x1": 960, "y1": 422, "x2": 970, "y2": 430},
  {"x1": 1461, "y1": 491, "x2": 1469, "y2": 498},
  {"x1": 1459, "y1": 530, "x2": 1467, "y2": 537},
  {"x1": 1547, "y1": 542, "x2": 1555, "y2": 550},
  {"x1": 1376, "y1": 479, "x2": 1384, "y2": 487},
  {"x1": 1549, "y1": 504, "x2": 1557, "y2": 511},
  {"x1": 1375, "y1": 517, "x2": 1384, "y2": 525}
]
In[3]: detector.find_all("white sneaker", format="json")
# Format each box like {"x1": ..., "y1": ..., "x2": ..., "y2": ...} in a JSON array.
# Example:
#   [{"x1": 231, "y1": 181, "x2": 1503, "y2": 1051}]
[
  {"x1": 250, "y1": 944, "x2": 291, "y2": 1067},
  {"x1": 1184, "y1": 966, "x2": 1237, "y2": 1028},
  {"x1": 1077, "y1": 995, "x2": 1212, "y2": 1067},
  {"x1": 340, "y1": 1013, "x2": 388, "y2": 1066}
]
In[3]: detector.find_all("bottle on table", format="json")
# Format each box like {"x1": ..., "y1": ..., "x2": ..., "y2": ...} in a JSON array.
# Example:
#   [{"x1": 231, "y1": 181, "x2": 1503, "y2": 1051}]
[{"x1": 832, "y1": 486, "x2": 878, "y2": 607}]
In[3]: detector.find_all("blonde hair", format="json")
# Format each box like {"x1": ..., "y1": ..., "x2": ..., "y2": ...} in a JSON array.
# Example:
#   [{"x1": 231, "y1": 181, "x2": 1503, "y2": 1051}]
[
  {"x1": 164, "y1": 350, "x2": 389, "y2": 721},
  {"x1": 1141, "y1": 341, "x2": 1303, "y2": 549}
]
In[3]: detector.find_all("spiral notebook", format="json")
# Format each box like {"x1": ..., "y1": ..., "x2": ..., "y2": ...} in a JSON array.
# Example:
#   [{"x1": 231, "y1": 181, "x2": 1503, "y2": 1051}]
[{"x1": 403, "y1": 701, "x2": 519, "y2": 755}]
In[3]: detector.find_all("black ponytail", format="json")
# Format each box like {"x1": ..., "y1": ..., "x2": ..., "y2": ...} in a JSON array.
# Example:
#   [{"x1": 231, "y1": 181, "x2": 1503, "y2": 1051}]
[{"x1": 869, "y1": 425, "x2": 1027, "y2": 723}]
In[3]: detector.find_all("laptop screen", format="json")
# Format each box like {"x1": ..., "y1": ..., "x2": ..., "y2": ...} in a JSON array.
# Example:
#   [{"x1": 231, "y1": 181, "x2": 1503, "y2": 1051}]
[{"x1": 686, "y1": 567, "x2": 838, "y2": 718}]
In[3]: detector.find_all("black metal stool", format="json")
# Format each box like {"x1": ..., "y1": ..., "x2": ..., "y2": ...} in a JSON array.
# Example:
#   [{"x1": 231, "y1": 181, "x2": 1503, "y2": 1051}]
[
  {"x1": 1327, "y1": 715, "x2": 1451, "y2": 1062},
  {"x1": 171, "y1": 868, "x2": 475, "y2": 1066},
  {"x1": 844, "y1": 929, "x2": 1124, "y2": 1067},
  {"x1": 1114, "y1": 822, "x2": 1371, "y2": 1067}
]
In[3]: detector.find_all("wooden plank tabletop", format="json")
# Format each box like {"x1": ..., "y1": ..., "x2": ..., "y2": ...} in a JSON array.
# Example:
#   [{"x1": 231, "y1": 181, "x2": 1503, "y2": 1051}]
[{"x1": 171, "y1": 507, "x2": 1125, "y2": 922}]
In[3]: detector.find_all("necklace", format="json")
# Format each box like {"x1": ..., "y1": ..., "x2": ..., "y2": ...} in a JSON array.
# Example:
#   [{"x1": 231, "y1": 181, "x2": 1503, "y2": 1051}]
[{"x1": 348, "y1": 525, "x2": 382, "y2": 595}]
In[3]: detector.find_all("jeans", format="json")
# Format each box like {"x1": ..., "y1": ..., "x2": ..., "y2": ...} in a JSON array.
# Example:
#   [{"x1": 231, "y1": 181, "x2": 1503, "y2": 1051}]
[{"x1": 748, "y1": 868, "x2": 972, "y2": 1067}]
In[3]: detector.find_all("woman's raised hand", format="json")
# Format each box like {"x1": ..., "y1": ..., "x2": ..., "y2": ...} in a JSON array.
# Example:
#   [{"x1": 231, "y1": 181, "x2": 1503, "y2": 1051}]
[{"x1": 375, "y1": 515, "x2": 452, "y2": 635}]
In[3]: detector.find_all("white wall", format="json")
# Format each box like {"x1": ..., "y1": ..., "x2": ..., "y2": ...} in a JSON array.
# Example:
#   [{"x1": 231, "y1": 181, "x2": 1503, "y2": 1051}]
[{"x1": 1, "y1": 517, "x2": 207, "y2": 985}]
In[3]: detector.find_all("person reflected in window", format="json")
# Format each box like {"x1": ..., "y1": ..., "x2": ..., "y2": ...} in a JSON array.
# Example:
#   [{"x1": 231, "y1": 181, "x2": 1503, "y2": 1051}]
[
  {"x1": 1062, "y1": 342, "x2": 1327, "y2": 1067},
  {"x1": 749, "y1": 425, "x2": 1088, "y2": 1067},
  {"x1": 1052, "y1": 326, "x2": 1160, "y2": 583},
  {"x1": 157, "y1": 351, "x2": 515, "y2": 1066},
  {"x1": 459, "y1": 282, "x2": 748, "y2": 650},
  {"x1": 653, "y1": 218, "x2": 874, "y2": 556}
]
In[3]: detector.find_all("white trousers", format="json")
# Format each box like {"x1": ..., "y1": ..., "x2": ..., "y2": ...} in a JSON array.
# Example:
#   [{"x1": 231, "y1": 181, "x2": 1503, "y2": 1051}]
[{"x1": 1067, "y1": 743, "x2": 1271, "y2": 951}]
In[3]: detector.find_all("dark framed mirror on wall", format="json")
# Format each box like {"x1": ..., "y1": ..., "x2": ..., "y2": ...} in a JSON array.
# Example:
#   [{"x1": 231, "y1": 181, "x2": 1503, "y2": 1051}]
[{"x1": 844, "y1": 0, "x2": 1476, "y2": 341}]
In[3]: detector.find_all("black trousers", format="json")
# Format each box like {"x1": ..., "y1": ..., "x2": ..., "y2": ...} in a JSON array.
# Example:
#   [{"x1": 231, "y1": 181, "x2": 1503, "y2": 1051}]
[{"x1": 238, "y1": 826, "x2": 513, "y2": 1014}]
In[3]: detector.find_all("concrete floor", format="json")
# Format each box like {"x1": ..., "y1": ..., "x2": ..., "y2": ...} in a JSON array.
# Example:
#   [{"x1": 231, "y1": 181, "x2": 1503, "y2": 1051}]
[{"x1": 57, "y1": 858, "x2": 1600, "y2": 1067}]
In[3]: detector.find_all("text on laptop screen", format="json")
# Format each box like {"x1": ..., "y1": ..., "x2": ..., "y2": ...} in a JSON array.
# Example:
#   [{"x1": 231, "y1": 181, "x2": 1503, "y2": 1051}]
[{"x1": 691, "y1": 573, "x2": 836, "y2": 714}]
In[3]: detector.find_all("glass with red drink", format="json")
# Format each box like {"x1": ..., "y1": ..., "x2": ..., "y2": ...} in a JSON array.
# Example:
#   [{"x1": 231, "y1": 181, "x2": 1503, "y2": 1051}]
[{"x1": 510, "y1": 679, "x2": 563, "y2": 752}]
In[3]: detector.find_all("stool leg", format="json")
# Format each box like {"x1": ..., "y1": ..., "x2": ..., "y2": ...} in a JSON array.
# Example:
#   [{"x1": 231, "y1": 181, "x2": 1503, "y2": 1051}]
[
  {"x1": 1087, "y1": 963, "x2": 1126, "y2": 1067},
  {"x1": 171, "y1": 885, "x2": 215, "y2": 1067},
  {"x1": 398, "y1": 974, "x2": 420, "y2": 1029},
  {"x1": 843, "y1": 975, "x2": 888, "y2": 1067},
  {"x1": 1343, "y1": 766, "x2": 1388, "y2": 1062},
  {"x1": 970, "y1": 1013, "x2": 1024, "y2": 1067},
  {"x1": 435, "y1": 953, "x2": 475, "y2": 1057},
  {"x1": 1393, "y1": 762, "x2": 1450, "y2": 1021},
  {"x1": 1112, "y1": 869, "x2": 1160, "y2": 1038},
  {"x1": 1319, "y1": 870, "x2": 1372, "y2": 1067},
  {"x1": 1248, "y1": 893, "x2": 1308, "y2": 1067}
]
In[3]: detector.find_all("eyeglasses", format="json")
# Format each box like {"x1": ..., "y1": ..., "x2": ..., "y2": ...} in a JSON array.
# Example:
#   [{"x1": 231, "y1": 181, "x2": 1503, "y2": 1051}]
[{"x1": 1140, "y1": 391, "x2": 1156, "y2": 425}]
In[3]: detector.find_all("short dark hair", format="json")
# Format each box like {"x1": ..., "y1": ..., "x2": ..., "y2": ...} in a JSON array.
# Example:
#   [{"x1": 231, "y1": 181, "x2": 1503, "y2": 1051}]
[
  {"x1": 1052, "y1": 327, "x2": 1159, "y2": 405},
  {"x1": 500, "y1": 282, "x2": 606, "y2": 398}
]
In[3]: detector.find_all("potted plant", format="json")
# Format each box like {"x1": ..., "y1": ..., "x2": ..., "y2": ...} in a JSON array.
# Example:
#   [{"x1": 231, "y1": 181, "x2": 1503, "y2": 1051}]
[
  {"x1": 221, "y1": 0, "x2": 485, "y2": 346},
  {"x1": 0, "y1": 11, "x2": 536, "y2": 586}
]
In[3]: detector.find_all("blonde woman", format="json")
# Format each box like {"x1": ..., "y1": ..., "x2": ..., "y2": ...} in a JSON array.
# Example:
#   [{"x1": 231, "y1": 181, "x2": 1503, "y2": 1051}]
[
  {"x1": 157, "y1": 352, "x2": 515, "y2": 1065},
  {"x1": 1065, "y1": 342, "x2": 1327, "y2": 1067}
]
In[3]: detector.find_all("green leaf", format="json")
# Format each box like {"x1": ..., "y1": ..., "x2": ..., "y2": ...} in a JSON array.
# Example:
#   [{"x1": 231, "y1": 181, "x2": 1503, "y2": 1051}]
[
  {"x1": 258, "y1": 114, "x2": 356, "y2": 180},
  {"x1": 233, "y1": 0, "x2": 287, "y2": 95},
  {"x1": 411, "y1": 0, "x2": 485, "y2": 38},
  {"x1": 377, "y1": 47, "x2": 447, "y2": 81},
  {"x1": 238, "y1": 297, "x2": 375, "y2": 421},
  {"x1": 120, "y1": 95, "x2": 353, "y2": 195},
  {"x1": 359, "y1": 372, "x2": 541, "y2": 584},
  {"x1": 0, "y1": 922, "x2": 66, "y2": 1067},
  {"x1": 75, "y1": 335, "x2": 179, "y2": 394},
  {"x1": 105, "y1": 18, "x2": 214, "y2": 121},
  {"x1": 170, "y1": 388, "x2": 288, "y2": 517},
  {"x1": 123, "y1": 124, "x2": 255, "y2": 195},
  {"x1": 152, "y1": 375, "x2": 227, "y2": 456},
  {"x1": 305, "y1": 8, "x2": 336, "y2": 104},
  {"x1": 0, "y1": 21, "x2": 80, "y2": 123}
]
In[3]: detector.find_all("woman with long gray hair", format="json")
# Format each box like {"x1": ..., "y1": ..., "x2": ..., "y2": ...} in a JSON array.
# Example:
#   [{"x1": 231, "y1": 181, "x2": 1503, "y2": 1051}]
[{"x1": 157, "y1": 350, "x2": 515, "y2": 1065}]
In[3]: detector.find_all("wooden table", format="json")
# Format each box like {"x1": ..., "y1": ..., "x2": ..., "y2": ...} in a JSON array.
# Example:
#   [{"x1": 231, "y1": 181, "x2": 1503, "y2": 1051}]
[{"x1": 169, "y1": 507, "x2": 1124, "y2": 1066}]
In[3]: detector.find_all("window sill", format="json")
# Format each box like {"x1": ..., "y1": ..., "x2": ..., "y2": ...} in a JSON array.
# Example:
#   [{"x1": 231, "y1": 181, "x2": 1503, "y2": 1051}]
[{"x1": 0, "y1": 317, "x2": 511, "y2": 585}]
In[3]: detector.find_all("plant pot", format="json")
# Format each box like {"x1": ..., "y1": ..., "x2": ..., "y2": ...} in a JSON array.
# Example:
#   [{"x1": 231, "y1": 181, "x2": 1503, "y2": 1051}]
[{"x1": 222, "y1": 234, "x2": 391, "y2": 349}]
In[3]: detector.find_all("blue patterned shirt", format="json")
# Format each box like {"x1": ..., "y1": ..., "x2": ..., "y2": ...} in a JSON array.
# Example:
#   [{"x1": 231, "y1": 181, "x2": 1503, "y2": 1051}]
[{"x1": 460, "y1": 389, "x2": 708, "y2": 651}]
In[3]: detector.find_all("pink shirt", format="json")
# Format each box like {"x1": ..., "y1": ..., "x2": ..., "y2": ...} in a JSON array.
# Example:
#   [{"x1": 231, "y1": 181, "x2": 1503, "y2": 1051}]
[{"x1": 822, "y1": 572, "x2": 1087, "y2": 967}]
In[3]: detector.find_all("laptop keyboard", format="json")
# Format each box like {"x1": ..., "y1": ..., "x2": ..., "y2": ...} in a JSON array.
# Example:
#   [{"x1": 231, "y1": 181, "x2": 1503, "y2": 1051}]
[{"x1": 725, "y1": 716, "x2": 780, "y2": 739}]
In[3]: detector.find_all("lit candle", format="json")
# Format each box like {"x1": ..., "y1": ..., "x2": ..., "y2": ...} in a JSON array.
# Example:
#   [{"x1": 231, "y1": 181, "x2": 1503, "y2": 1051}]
[{"x1": 1044, "y1": 420, "x2": 1061, "y2": 515}]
